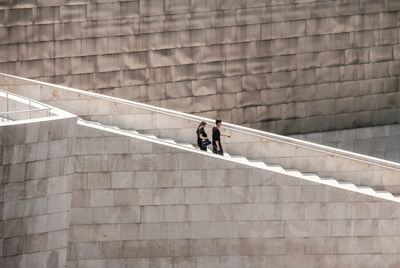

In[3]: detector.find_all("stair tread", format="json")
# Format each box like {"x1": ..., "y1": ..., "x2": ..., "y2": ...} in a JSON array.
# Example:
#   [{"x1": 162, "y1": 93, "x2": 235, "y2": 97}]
[
  {"x1": 158, "y1": 137, "x2": 177, "y2": 143},
  {"x1": 303, "y1": 173, "x2": 318, "y2": 176},
  {"x1": 229, "y1": 155, "x2": 249, "y2": 164},
  {"x1": 177, "y1": 143, "x2": 195, "y2": 148},
  {"x1": 375, "y1": 190, "x2": 393, "y2": 195},
  {"x1": 267, "y1": 165, "x2": 286, "y2": 172},
  {"x1": 285, "y1": 169, "x2": 301, "y2": 173},
  {"x1": 248, "y1": 160, "x2": 267, "y2": 165},
  {"x1": 284, "y1": 169, "x2": 303, "y2": 177},
  {"x1": 338, "y1": 181, "x2": 355, "y2": 185},
  {"x1": 337, "y1": 181, "x2": 358, "y2": 189}
]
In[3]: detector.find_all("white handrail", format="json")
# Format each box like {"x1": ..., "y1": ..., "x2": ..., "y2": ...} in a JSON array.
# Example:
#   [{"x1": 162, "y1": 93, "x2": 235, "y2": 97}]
[{"x1": 0, "y1": 108, "x2": 51, "y2": 115}]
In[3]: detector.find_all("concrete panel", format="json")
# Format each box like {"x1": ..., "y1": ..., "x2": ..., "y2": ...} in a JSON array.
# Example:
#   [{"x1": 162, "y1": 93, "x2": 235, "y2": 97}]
[
  {"x1": 60, "y1": 5, "x2": 86, "y2": 22},
  {"x1": 370, "y1": 46, "x2": 394, "y2": 62},
  {"x1": 87, "y1": 3, "x2": 119, "y2": 21},
  {"x1": 37, "y1": 6, "x2": 60, "y2": 24},
  {"x1": 192, "y1": 79, "x2": 217, "y2": 96},
  {"x1": 119, "y1": 1, "x2": 139, "y2": 19},
  {"x1": 139, "y1": 0, "x2": 165, "y2": 16},
  {"x1": 6, "y1": 8, "x2": 34, "y2": 26},
  {"x1": 165, "y1": 0, "x2": 190, "y2": 14},
  {"x1": 271, "y1": 20, "x2": 306, "y2": 39}
]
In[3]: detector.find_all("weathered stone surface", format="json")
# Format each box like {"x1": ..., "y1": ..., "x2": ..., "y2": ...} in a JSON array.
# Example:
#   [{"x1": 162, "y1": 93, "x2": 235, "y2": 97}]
[
  {"x1": 192, "y1": 79, "x2": 217, "y2": 96},
  {"x1": 0, "y1": 116, "x2": 73, "y2": 268},
  {"x1": 2, "y1": 0, "x2": 400, "y2": 137},
  {"x1": 370, "y1": 46, "x2": 394, "y2": 62}
]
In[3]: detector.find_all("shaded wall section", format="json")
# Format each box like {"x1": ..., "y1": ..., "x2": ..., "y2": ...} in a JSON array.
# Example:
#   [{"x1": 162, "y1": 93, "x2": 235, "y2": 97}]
[
  {"x1": 1, "y1": 0, "x2": 400, "y2": 134},
  {"x1": 292, "y1": 123, "x2": 400, "y2": 163},
  {"x1": 0, "y1": 117, "x2": 76, "y2": 268}
]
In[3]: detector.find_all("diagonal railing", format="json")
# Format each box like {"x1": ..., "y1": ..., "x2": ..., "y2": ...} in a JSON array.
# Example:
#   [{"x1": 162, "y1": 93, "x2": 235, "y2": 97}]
[
  {"x1": 0, "y1": 89, "x2": 52, "y2": 122},
  {"x1": 1, "y1": 72, "x2": 400, "y2": 193}
]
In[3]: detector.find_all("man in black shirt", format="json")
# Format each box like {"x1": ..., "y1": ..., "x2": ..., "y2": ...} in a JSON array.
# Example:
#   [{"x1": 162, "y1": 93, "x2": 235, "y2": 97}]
[{"x1": 212, "y1": 119, "x2": 230, "y2": 155}]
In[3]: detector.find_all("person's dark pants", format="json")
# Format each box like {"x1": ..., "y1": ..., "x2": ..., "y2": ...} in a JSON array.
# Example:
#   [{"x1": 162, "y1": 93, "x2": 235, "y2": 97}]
[
  {"x1": 213, "y1": 145, "x2": 224, "y2": 155},
  {"x1": 198, "y1": 142, "x2": 207, "y2": 151}
]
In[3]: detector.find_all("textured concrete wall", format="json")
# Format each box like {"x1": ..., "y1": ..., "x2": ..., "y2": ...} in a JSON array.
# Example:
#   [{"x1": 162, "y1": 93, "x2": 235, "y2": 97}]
[
  {"x1": 3, "y1": 109, "x2": 400, "y2": 268},
  {"x1": 67, "y1": 123, "x2": 400, "y2": 268},
  {"x1": 4, "y1": 75, "x2": 400, "y2": 267},
  {"x1": 1, "y1": 114, "x2": 400, "y2": 268},
  {"x1": 0, "y1": 118, "x2": 76, "y2": 268},
  {"x1": 292, "y1": 123, "x2": 400, "y2": 163},
  {"x1": 1, "y1": 0, "x2": 400, "y2": 134}
]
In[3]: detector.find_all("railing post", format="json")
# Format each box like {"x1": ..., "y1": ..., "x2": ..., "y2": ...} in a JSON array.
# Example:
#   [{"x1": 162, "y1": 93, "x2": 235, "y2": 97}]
[{"x1": 29, "y1": 100, "x2": 32, "y2": 119}]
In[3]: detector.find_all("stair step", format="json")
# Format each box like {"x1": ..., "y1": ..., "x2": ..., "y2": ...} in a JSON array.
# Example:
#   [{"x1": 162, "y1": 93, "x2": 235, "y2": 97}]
[
  {"x1": 224, "y1": 152, "x2": 231, "y2": 158},
  {"x1": 302, "y1": 172, "x2": 319, "y2": 178},
  {"x1": 337, "y1": 181, "x2": 358, "y2": 190},
  {"x1": 357, "y1": 186, "x2": 376, "y2": 195},
  {"x1": 319, "y1": 177, "x2": 340, "y2": 186},
  {"x1": 248, "y1": 160, "x2": 267, "y2": 168},
  {"x1": 141, "y1": 133, "x2": 158, "y2": 139},
  {"x1": 301, "y1": 172, "x2": 321, "y2": 183},
  {"x1": 230, "y1": 155, "x2": 249, "y2": 163},
  {"x1": 176, "y1": 142, "x2": 195, "y2": 149},
  {"x1": 158, "y1": 137, "x2": 176, "y2": 144},
  {"x1": 267, "y1": 165, "x2": 286, "y2": 172},
  {"x1": 284, "y1": 169, "x2": 303, "y2": 177},
  {"x1": 375, "y1": 190, "x2": 394, "y2": 199},
  {"x1": 125, "y1": 129, "x2": 138, "y2": 134}
]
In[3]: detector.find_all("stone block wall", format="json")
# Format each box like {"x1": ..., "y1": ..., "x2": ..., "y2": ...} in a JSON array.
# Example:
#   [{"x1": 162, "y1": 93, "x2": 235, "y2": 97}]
[
  {"x1": 3, "y1": 76, "x2": 400, "y2": 267},
  {"x1": 0, "y1": 117, "x2": 76, "y2": 268},
  {"x1": 1, "y1": 0, "x2": 400, "y2": 135},
  {"x1": 67, "y1": 122, "x2": 400, "y2": 268},
  {"x1": 292, "y1": 123, "x2": 400, "y2": 163}
]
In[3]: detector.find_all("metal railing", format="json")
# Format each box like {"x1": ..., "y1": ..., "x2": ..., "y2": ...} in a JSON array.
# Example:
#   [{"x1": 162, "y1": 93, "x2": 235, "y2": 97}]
[{"x1": 0, "y1": 90, "x2": 52, "y2": 122}]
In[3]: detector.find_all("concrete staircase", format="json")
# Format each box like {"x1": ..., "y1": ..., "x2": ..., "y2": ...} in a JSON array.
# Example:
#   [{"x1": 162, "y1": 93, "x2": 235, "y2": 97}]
[
  {"x1": 2, "y1": 72, "x2": 400, "y2": 200},
  {"x1": 79, "y1": 118, "x2": 400, "y2": 203}
]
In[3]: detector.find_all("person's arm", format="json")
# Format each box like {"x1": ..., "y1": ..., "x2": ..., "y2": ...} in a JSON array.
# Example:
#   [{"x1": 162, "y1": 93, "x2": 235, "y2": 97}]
[
  {"x1": 221, "y1": 133, "x2": 231, "y2": 138},
  {"x1": 216, "y1": 140, "x2": 220, "y2": 151},
  {"x1": 200, "y1": 129, "x2": 207, "y2": 140}
]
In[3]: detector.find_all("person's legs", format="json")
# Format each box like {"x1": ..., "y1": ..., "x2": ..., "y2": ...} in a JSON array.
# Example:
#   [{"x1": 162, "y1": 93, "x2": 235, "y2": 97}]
[
  {"x1": 213, "y1": 145, "x2": 223, "y2": 155},
  {"x1": 218, "y1": 145, "x2": 224, "y2": 155}
]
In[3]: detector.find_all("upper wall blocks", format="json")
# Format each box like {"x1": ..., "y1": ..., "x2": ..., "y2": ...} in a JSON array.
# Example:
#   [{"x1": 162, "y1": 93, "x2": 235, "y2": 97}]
[{"x1": 1, "y1": 0, "x2": 400, "y2": 135}]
